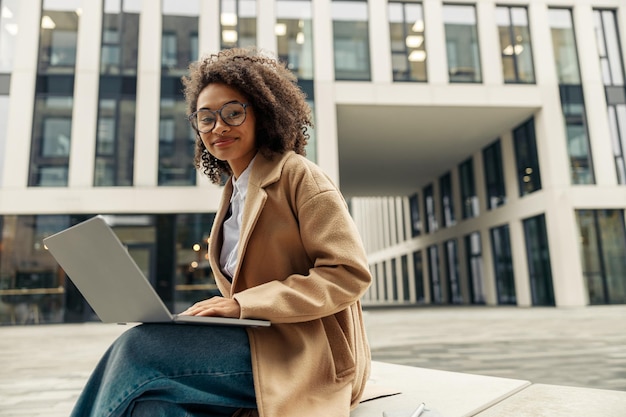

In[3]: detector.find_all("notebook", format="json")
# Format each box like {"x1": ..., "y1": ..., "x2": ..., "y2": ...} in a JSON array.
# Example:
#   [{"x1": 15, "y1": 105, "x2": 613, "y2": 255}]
[{"x1": 43, "y1": 215, "x2": 270, "y2": 327}]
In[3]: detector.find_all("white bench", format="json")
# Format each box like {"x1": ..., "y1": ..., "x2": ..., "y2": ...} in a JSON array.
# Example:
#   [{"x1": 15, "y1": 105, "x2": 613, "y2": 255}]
[{"x1": 353, "y1": 362, "x2": 626, "y2": 417}]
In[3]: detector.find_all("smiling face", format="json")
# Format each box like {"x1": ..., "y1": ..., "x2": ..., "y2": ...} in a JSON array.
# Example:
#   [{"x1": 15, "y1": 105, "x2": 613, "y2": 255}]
[{"x1": 196, "y1": 83, "x2": 257, "y2": 178}]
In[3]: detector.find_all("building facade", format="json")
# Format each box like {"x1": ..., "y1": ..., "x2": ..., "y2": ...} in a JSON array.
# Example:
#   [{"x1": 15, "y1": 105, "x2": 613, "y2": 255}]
[{"x1": 0, "y1": 0, "x2": 624, "y2": 324}]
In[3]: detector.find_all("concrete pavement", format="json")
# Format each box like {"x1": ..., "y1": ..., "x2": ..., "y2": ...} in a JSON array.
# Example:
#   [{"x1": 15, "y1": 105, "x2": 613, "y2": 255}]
[{"x1": 1, "y1": 305, "x2": 624, "y2": 416}]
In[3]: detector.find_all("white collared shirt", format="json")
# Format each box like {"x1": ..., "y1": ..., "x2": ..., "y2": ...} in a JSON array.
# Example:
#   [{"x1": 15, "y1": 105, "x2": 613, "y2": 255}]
[{"x1": 219, "y1": 157, "x2": 255, "y2": 280}]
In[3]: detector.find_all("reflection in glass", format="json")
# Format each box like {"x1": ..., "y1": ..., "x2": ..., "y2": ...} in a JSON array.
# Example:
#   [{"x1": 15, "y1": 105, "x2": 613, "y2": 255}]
[
  {"x1": 173, "y1": 214, "x2": 219, "y2": 311},
  {"x1": 0, "y1": 215, "x2": 70, "y2": 324},
  {"x1": 95, "y1": 0, "x2": 139, "y2": 186},
  {"x1": 160, "y1": 0, "x2": 200, "y2": 186},
  {"x1": 483, "y1": 139, "x2": 506, "y2": 209},
  {"x1": 220, "y1": 0, "x2": 257, "y2": 49},
  {"x1": 459, "y1": 158, "x2": 479, "y2": 219},
  {"x1": 332, "y1": 0, "x2": 371, "y2": 81},
  {"x1": 445, "y1": 239, "x2": 462, "y2": 304},
  {"x1": 423, "y1": 183, "x2": 437, "y2": 233},
  {"x1": 593, "y1": 9, "x2": 625, "y2": 87},
  {"x1": 513, "y1": 117, "x2": 542, "y2": 196},
  {"x1": 276, "y1": 0, "x2": 313, "y2": 80},
  {"x1": 439, "y1": 172, "x2": 455, "y2": 227},
  {"x1": 388, "y1": 1, "x2": 426, "y2": 82},
  {"x1": 443, "y1": 4, "x2": 481, "y2": 83},
  {"x1": 30, "y1": 96, "x2": 74, "y2": 186},
  {"x1": 523, "y1": 214, "x2": 555, "y2": 306},
  {"x1": 576, "y1": 210, "x2": 626, "y2": 304},
  {"x1": 412, "y1": 250, "x2": 424, "y2": 302},
  {"x1": 548, "y1": 8, "x2": 581, "y2": 84},
  {"x1": 490, "y1": 224, "x2": 516, "y2": 305},
  {"x1": 409, "y1": 193, "x2": 422, "y2": 237},
  {"x1": 496, "y1": 6, "x2": 535, "y2": 83},
  {"x1": 560, "y1": 85, "x2": 594, "y2": 185},
  {"x1": 465, "y1": 232, "x2": 485, "y2": 304},
  {"x1": 608, "y1": 105, "x2": 626, "y2": 184},
  {"x1": 428, "y1": 245, "x2": 442, "y2": 303}
]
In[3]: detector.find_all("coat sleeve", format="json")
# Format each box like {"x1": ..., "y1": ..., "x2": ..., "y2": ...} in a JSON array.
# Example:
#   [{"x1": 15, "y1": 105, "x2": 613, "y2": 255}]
[{"x1": 233, "y1": 165, "x2": 372, "y2": 323}]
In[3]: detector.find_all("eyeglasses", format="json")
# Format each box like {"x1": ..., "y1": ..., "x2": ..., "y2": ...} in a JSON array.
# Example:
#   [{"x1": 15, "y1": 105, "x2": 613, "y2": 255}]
[{"x1": 188, "y1": 101, "x2": 249, "y2": 134}]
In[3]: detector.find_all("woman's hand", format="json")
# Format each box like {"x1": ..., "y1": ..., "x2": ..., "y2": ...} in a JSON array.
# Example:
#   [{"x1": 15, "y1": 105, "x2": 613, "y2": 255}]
[{"x1": 179, "y1": 296, "x2": 241, "y2": 318}]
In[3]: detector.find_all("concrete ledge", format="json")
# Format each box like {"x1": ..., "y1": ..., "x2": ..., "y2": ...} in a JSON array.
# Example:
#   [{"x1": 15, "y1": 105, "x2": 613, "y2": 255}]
[
  {"x1": 353, "y1": 362, "x2": 626, "y2": 417},
  {"x1": 474, "y1": 383, "x2": 626, "y2": 417},
  {"x1": 352, "y1": 361, "x2": 531, "y2": 417}
]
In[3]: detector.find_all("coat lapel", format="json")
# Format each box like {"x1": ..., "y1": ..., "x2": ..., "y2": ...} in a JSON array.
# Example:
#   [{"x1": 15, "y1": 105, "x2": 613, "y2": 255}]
[
  {"x1": 210, "y1": 179, "x2": 234, "y2": 296},
  {"x1": 230, "y1": 151, "x2": 291, "y2": 293}
]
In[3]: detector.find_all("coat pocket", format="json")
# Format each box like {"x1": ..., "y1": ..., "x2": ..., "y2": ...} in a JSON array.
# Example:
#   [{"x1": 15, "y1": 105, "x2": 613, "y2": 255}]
[{"x1": 322, "y1": 313, "x2": 356, "y2": 380}]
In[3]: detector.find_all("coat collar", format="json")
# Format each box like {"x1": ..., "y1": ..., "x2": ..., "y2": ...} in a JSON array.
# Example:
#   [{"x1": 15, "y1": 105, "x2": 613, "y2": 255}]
[{"x1": 213, "y1": 150, "x2": 295, "y2": 295}]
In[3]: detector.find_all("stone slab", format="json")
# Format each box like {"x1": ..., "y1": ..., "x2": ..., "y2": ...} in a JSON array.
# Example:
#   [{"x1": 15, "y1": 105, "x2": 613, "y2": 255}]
[
  {"x1": 352, "y1": 361, "x2": 531, "y2": 417},
  {"x1": 473, "y1": 383, "x2": 626, "y2": 417}
]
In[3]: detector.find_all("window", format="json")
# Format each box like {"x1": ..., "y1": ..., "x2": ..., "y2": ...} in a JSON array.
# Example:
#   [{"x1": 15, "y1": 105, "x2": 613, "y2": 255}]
[
  {"x1": 408, "y1": 192, "x2": 422, "y2": 237},
  {"x1": 490, "y1": 224, "x2": 516, "y2": 304},
  {"x1": 388, "y1": 1, "x2": 426, "y2": 82},
  {"x1": 401, "y1": 254, "x2": 410, "y2": 302},
  {"x1": 276, "y1": 0, "x2": 314, "y2": 80},
  {"x1": 593, "y1": 9, "x2": 624, "y2": 87},
  {"x1": 523, "y1": 214, "x2": 555, "y2": 306},
  {"x1": 332, "y1": 0, "x2": 371, "y2": 81},
  {"x1": 560, "y1": 85, "x2": 594, "y2": 184},
  {"x1": 427, "y1": 245, "x2": 442, "y2": 303},
  {"x1": 483, "y1": 139, "x2": 506, "y2": 209},
  {"x1": 423, "y1": 183, "x2": 437, "y2": 233},
  {"x1": 459, "y1": 157, "x2": 479, "y2": 219},
  {"x1": 594, "y1": 9, "x2": 626, "y2": 184},
  {"x1": 412, "y1": 250, "x2": 424, "y2": 302},
  {"x1": 576, "y1": 210, "x2": 626, "y2": 304},
  {"x1": 445, "y1": 239, "x2": 462, "y2": 304},
  {"x1": 513, "y1": 117, "x2": 542, "y2": 196},
  {"x1": 29, "y1": 1, "x2": 81, "y2": 187},
  {"x1": 159, "y1": 0, "x2": 200, "y2": 186},
  {"x1": 94, "y1": 0, "x2": 140, "y2": 186},
  {"x1": 549, "y1": 8, "x2": 581, "y2": 84},
  {"x1": 443, "y1": 4, "x2": 481, "y2": 83},
  {"x1": 439, "y1": 172, "x2": 455, "y2": 227},
  {"x1": 221, "y1": 0, "x2": 257, "y2": 49},
  {"x1": 465, "y1": 231, "x2": 485, "y2": 304},
  {"x1": 496, "y1": 6, "x2": 535, "y2": 84}
]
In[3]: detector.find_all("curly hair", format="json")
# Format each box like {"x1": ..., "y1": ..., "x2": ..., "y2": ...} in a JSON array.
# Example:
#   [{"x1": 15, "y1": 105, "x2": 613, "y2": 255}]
[{"x1": 182, "y1": 47, "x2": 313, "y2": 184}]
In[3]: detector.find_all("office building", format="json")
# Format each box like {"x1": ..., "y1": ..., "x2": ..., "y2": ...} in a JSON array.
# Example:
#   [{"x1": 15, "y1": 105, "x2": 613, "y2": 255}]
[{"x1": 0, "y1": 0, "x2": 624, "y2": 324}]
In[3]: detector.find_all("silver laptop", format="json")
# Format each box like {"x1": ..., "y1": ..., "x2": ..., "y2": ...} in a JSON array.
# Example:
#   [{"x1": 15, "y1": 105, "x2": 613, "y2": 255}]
[{"x1": 43, "y1": 215, "x2": 269, "y2": 327}]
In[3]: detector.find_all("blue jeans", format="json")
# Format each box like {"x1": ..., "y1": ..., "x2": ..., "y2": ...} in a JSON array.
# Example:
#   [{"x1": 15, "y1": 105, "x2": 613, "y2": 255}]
[{"x1": 70, "y1": 324, "x2": 257, "y2": 417}]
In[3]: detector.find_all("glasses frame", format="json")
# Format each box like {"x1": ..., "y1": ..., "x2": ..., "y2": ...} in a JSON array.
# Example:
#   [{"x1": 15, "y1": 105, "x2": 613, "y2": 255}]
[{"x1": 187, "y1": 101, "x2": 249, "y2": 134}]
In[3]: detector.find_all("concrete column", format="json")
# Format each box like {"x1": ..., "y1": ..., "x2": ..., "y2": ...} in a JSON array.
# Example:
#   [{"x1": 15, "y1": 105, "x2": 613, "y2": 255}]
[
  {"x1": 423, "y1": 0, "x2": 447, "y2": 84},
  {"x1": 2, "y1": 0, "x2": 41, "y2": 188},
  {"x1": 133, "y1": 1, "x2": 161, "y2": 187},
  {"x1": 256, "y1": 0, "x2": 276, "y2": 53},
  {"x1": 69, "y1": 0, "x2": 102, "y2": 188},
  {"x1": 311, "y1": 0, "x2": 340, "y2": 184},
  {"x1": 476, "y1": 0, "x2": 503, "y2": 85},
  {"x1": 369, "y1": 0, "x2": 392, "y2": 84}
]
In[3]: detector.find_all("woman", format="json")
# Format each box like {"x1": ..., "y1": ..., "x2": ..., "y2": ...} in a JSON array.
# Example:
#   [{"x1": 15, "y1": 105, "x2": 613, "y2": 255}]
[{"x1": 70, "y1": 47, "x2": 371, "y2": 417}]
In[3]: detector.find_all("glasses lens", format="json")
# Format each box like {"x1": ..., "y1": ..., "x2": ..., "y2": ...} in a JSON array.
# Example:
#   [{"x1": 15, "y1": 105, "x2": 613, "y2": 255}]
[
  {"x1": 220, "y1": 102, "x2": 246, "y2": 126},
  {"x1": 194, "y1": 110, "x2": 216, "y2": 133}
]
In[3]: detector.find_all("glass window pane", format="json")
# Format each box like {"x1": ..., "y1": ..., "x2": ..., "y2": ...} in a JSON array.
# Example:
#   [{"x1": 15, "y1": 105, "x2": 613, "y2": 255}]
[
  {"x1": 490, "y1": 224, "x2": 516, "y2": 304},
  {"x1": 465, "y1": 232, "x2": 485, "y2": 304},
  {"x1": 549, "y1": 8, "x2": 581, "y2": 84},
  {"x1": 333, "y1": 1, "x2": 370, "y2": 81},
  {"x1": 513, "y1": 117, "x2": 542, "y2": 195},
  {"x1": 221, "y1": 0, "x2": 257, "y2": 49},
  {"x1": 439, "y1": 172, "x2": 455, "y2": 227},
  {"x1": 483, "y1": 140, "x2": 506, "y2": 209},
  {"x1": 276, "y1": 0, "x2": 314, "y2": 80},
  {"x1": 0, "y1": 0, "x2": 21, "y2": 72},
  {"x1": 428, "y1": 245, "x2": 442, "y2": 303},
  {"x1": 497, "y1": 6, "x2": 535, "y2": 84},
  {"x1": 443, "y1": 4, "x2": 481, "y2": 83},
  {"x1": 389, "y1": 1, "x2": 426, "y2": 82},
  {"x1": 523, "y1": 214, "x2": 555, "y2": 306}
]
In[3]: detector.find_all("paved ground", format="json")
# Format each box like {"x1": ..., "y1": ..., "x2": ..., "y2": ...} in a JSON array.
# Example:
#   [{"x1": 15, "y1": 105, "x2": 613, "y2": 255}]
[{"x1": 0, "y1": 305, "x2": 624, "y2": 417}]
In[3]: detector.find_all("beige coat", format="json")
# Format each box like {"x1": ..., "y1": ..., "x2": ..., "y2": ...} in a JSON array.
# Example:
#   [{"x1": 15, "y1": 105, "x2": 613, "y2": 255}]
[{"x1": 208, "y1": 151, "x2": 372, "y2": 417}]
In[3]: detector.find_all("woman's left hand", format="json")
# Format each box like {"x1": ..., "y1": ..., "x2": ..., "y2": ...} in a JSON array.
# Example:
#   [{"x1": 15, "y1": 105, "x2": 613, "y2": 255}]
[{"x1": 179, "y1": 296, "x2": 241, "y2": 318}]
